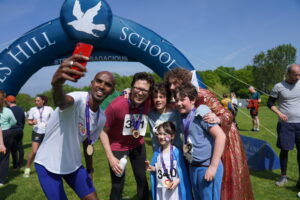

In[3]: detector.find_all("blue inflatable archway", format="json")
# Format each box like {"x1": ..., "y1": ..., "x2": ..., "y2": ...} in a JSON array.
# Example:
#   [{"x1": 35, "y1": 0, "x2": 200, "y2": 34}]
[{"x1": 0, "y1": 0, "x2": 204, "y2": 95}]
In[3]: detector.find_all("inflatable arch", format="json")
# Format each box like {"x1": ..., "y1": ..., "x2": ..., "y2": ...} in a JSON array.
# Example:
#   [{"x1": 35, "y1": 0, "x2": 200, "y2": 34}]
[{"x1": 0, "y1": 0, "x2": 205, "y2": 95}]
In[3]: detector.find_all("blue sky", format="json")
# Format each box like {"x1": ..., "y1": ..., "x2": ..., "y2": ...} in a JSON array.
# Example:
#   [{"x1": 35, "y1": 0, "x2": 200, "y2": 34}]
[{"x1": 0, "y1": 0, "x2": 299, "y2": 96}]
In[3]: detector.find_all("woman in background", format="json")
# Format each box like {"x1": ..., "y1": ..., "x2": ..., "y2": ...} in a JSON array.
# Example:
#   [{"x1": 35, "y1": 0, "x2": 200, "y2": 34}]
[{"x1": 23, "y1": 95, "x2": 53, "y2": 178}]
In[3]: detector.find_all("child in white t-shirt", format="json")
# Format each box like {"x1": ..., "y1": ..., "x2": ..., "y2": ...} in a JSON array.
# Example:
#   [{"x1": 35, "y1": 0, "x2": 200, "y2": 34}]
[
  {"x1": 146, "y1": 121, "x2": 192, "y2": 200},
  {"x1": 148, "y1": 83, "x2": 183, "y2": 151}
]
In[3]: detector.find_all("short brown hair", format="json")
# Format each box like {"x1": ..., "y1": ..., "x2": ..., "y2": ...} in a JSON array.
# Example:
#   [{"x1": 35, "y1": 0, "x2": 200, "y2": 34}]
[
  {"x1": 157, "y1": 121, "x2": 176, "y2": 136},
  {"x1": 175, "y1": 82, "x2": 198, "y2": 101},
  {"x1": 152, "y1": 82, "x2": 170, "y2": 103}
]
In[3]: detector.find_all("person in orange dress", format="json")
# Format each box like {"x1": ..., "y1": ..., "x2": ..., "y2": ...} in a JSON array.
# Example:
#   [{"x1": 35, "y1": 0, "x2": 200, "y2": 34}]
[{"x1": 164, "y1": 67, "x2": 253, "y2": 200}]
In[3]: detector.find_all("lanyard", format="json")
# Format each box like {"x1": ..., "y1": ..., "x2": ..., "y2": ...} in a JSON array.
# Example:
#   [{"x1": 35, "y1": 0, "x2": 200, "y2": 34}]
[
  {"x1": 128, "y1": 99, "x2": 144, "y2": 130},
  {"x1": 160, "y1": 145, "x2": 174, "y2": 181},
  {"x1": 85, "y1": 94, "x2": 100, "y2": 145},
  {"x1": 182, "y1": 108, "x2": 196, "y2": 144},
  {"x1": 38, "y1": 106, "x2": 44, "y2": 122}
]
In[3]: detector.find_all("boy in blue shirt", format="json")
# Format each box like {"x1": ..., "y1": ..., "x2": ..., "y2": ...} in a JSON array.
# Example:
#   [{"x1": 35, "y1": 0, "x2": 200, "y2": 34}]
[{"x1": 175, "y1": 83, "x2": 226, "y2": 200}]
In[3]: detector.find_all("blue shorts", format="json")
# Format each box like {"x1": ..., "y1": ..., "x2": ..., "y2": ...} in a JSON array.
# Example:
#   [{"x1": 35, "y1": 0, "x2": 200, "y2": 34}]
[
  {"x1": 189, "y1": 162, "x2": 223, "y2": 200},
  {"x1": 277, "y1": 122, "x2": 300, "y2": 150},
  {"x1": 35, "y1": 163, "x2": 95, "y2": 200}
]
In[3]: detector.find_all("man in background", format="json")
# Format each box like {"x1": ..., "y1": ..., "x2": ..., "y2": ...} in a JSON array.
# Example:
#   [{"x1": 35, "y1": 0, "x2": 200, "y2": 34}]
[
  {"x1": 6, "y1": 95, "x2": 25, "y2": 170},
  {"x1": 267, "y1": 63, "x2": 300, "y2": 187},
  {"x1": 247, "y1": 86, "x2": 261, "y2": 132}
]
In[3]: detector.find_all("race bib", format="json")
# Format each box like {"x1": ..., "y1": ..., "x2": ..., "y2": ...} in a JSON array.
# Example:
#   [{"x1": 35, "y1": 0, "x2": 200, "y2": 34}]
[
  {"x1": 156, "y1": 160, "x2": 178, "y2": 188},
  {"x1": 122, "y1": 114, "x2": 148, "y2": 136}
]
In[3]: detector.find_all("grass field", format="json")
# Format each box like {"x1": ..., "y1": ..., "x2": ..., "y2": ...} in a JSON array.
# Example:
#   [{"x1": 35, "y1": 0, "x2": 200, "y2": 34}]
[{"x1": 0, "y1": 107, "x2": 299, "y2": 200}]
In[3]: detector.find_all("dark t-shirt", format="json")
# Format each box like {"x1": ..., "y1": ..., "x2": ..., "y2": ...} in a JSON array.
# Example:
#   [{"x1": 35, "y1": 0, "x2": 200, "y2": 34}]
[
  {"x1": 10, "y1": 105, "x2": 25, "y2": 129},
  {"x1": 251, "y1": 92, "x2": 260, "y2": 100}
]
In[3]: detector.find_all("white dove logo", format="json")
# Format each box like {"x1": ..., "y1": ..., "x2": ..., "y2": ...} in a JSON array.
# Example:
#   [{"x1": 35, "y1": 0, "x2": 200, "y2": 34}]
[{"x1": 68, "y1": 0, "x2": 106, "y2": 37}]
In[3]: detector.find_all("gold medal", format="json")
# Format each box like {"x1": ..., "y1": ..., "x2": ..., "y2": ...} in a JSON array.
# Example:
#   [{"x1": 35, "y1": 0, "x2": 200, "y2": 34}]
[
  {"x1": 87, "y1": 144, "x2": 94, "y2": 156},
  {"x1": 164, "y1": 179, "x2": 172, "y2": 188},
  {"x1": 132, "y1": 129, "x2": 140, "y2": 138}
]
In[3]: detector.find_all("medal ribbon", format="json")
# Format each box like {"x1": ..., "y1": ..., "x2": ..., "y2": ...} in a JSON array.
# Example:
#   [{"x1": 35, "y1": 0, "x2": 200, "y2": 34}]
[
  {"x1": 160, "y1": 145, "x2": 174, "y2": 181},
  {"x1": 182, "y1": 108, "x2": 196, "y2": 144},
  {"x1": 38, "y1": 106, "x2": 44, "y2": 122},
  {"x1": 85, "y1": 94, "x2": 100, "y2": 145},
  {"x1": 128, "y1": 99, "x2": 144, "y2": 131}
]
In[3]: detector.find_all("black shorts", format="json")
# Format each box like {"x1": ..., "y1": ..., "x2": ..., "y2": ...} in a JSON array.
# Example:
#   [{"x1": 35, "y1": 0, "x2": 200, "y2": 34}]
[
  {"x1": 31, "y1": 131, "x2": 45, "y2": 143},
  {"x1": 276, "y1": 122, "x2": 300, "y2": 150},
  {"x1": 250, "y1": 109, "x2": 258, "y2": 117}
]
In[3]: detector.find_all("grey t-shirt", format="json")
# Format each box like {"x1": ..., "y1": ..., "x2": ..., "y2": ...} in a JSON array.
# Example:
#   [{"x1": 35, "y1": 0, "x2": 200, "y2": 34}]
[
  {"x1": 270, "y1": 80, "x2": 300, "y2": 123},
  {"x1": 148, "y1": 110, "x2": 183, "y2": 151}
]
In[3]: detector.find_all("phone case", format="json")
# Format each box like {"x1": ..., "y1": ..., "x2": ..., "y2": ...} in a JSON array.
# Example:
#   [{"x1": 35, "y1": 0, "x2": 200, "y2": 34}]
[{"x1": 71, "y1": 42, "x2": 94, "y2": 79}]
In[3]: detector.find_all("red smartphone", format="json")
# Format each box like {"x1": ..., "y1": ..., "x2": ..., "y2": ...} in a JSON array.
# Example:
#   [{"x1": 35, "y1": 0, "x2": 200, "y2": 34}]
[{"x1": 71, "y1": 42, "x2": 94, "y2": 79}]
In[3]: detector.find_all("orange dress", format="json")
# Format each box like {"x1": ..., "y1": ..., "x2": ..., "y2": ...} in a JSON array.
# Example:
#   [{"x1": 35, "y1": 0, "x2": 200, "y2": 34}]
[{"x1": 198, "y1": 88, "x2": 254, "y2": 200}]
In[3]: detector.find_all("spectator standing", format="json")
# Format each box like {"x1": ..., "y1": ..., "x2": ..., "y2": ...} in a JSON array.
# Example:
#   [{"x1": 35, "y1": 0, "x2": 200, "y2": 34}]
[
  {"x1": 221, "y1": 94, "x2": 235, "y2": 114},
  {"x1": 23, "y1": 95, "x2": 53, "y2": 177},
  {"x1": 267, "y1": 64, "x2": 300, "y2": 187},
  {"x1": 230, "y1": 92, "x2": 238, "y2": 113},
  {"x1": 230, "y1": 92, "x2": 239, "y2": 128},
  {"x1": 6, "y1": 95, "x2": 25, "y2": 170},
  {"x1": 0, "y1": 91, "x2": 17, "y2": 186},
  {"x1": 247, "y1": 86, "x2": 261, "y2": 132}
]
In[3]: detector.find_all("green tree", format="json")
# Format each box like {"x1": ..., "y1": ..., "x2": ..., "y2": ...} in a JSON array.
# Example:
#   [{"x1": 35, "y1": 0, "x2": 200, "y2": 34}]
[
  {"x1": 211, "y1": 82, "x2": 230, "y2": 99},
  {"x1": 198, "y1": 70, "x2": 221, "y2": 89},
  {"x1": 253, "y1": 44, "x2": 296, "y2": 92},
  {"x1": 232, "y1": 65, "x2": 254, "y2": 97},
  {"x1": 214, "y1": 66, "x2": 236, "y2": 87},
  {"x1": 16, "y1": 93, "x2": 34, "y2": 112}
]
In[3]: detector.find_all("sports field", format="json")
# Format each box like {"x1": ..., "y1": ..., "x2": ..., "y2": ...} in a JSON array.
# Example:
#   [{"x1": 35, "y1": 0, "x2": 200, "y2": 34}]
[{"x1": 0, "y1": 107, "x2": 299, "y2": 200}]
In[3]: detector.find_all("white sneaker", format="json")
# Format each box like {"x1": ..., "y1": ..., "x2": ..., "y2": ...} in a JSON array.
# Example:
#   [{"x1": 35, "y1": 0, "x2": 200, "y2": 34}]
[
  {"x1": 23, "y1": 168, "x2": 31, "y2": 178},
  {"x1": 276, "y1": 176, "x2": 288, "y2": 187},
  {"x1": 0, "y1": 183, "x2": 4, "y2": 187}
]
